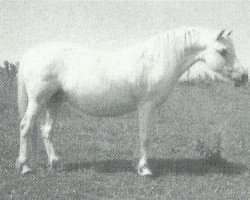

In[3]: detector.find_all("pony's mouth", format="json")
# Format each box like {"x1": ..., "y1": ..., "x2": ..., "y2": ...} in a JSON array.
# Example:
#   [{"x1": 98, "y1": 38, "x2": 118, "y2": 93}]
[{"x1": 233, "y1": 73, "x2": 248, "y2": 87}]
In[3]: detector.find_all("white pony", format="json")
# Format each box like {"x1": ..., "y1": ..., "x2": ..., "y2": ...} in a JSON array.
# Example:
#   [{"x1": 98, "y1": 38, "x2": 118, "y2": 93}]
[{"x1": 16, "y1": 27, "x2": 248, "y2": 175}]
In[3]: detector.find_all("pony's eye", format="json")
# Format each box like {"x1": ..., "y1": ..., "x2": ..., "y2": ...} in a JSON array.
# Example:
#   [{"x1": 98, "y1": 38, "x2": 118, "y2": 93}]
[{"x1": 218, "y1": 49, "x2": 227, "y2": 56}]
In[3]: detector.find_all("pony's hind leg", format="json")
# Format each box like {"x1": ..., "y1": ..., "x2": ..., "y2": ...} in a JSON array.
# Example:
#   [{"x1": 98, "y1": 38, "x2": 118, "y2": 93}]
[
  {"x1": 40, "y1": 101, "x2": 61, "y2": 170},
  {"x1": 136, "y1": 101, "x2": 154, "y2": 176},
  {"x1": 16, "y1": 100, "x2": 40, "y2": 174}
]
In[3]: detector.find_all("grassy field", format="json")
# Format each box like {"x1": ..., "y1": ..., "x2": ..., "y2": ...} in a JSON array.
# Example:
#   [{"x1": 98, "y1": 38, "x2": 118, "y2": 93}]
[{"x1": 0, "y1": 81, "x2": 249, "y2": 199}]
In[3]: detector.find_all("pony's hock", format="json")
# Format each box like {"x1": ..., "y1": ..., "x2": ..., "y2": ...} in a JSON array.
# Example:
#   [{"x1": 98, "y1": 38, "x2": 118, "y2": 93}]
[{"x1": 16, "y1": 26, "x2": 248, "y2": 175}]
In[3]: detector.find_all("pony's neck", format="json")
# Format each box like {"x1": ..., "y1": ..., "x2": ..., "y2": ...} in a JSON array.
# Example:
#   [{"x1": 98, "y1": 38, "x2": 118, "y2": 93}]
[{"x1": 168, "y1": 27, "x2": 209, "y2": 77}]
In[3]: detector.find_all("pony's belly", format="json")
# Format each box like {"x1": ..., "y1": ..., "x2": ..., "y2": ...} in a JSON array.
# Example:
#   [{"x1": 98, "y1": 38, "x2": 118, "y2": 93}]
[{"x1": 66, "y1": 88, "x2": 138, "y2": 117}]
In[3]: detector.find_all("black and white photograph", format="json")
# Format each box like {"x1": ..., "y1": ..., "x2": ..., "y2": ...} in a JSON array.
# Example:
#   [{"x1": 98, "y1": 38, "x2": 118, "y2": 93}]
[{"x1": 0, "y1": 1, "x2": 249, "y2": 199}]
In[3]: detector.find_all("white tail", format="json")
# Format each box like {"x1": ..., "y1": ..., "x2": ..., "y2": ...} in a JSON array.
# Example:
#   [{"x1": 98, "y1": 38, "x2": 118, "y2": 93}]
[{"x1": 17, "y1": 67, "x2": 28, "y2": 119}]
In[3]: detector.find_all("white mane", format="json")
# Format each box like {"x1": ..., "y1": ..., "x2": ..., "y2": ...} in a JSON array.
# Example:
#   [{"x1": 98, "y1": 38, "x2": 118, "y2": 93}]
[{"x1": 23, "y1": 26, "x2": 218, "y2": 58}]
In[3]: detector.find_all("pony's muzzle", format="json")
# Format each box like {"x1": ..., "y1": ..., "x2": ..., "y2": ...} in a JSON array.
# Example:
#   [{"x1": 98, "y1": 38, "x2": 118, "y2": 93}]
[{"x1": 234, "y1": 73, "x2": 248, "y2": 87}]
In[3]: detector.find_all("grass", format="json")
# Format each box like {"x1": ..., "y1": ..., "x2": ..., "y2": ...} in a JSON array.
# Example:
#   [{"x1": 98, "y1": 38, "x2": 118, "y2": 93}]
[{"x1": 0, "y1": 81, "x2": 249, "y2": 199}]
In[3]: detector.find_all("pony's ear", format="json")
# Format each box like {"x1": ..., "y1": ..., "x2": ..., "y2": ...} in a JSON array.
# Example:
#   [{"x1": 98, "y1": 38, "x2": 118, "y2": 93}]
[
  {"x1": 225, "y1": 30, "x2": 233, "y2": 37},
  {"x1": 216, "y1": 30, "x2": 225, "y2": 40}
]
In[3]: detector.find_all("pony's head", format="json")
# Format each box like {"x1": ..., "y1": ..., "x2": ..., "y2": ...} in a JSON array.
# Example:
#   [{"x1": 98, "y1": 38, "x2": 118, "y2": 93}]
[{"x1": 201, "y1": 30, "x2": 248, "y2": 86}]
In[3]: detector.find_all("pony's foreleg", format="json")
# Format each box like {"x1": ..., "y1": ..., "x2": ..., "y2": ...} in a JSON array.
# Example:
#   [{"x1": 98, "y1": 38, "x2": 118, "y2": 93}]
[
  {"x1": 40, "y1": 103, "x2": 60, "y2": 170},
  {"x1": 137, "y1": 101, "x2": 154, "y2": 176},
  {"x1": 16, "y1": 101, "x2": 40, "y2": 174}
]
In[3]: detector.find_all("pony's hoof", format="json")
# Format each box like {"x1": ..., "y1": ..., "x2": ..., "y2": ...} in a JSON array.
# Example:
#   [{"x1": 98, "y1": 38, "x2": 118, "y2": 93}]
[
  {"x1": 15, "y1": 159, "x2": 25, "y2": 170},
  {"x1": 49, "y1": 158, "x2": 62, "y2": 171},
  {"x1": 137, "y1": 166, "x2": 153, "y2": 176},
  {"x1": 16, "y1": 159, "x2": 33, "y2": 175},
  {"x1": 205, "y1": 151, "x2": 223, "y2": 165},
  {"x1": 21, "y1": 165, "x2": 32, "y2": 175}
]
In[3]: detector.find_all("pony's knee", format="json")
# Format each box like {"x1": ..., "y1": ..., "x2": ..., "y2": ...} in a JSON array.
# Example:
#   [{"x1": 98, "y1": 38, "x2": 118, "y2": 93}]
[
  {"x1": 20, "y1": 118, "x2": 35, "y2": 138},
  {"x1": 20, "y1": 118, "x2": 27, "y2": 131}
]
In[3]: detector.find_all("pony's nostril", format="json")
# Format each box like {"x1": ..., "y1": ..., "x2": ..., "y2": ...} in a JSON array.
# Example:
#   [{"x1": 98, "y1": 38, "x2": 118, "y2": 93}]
[
  {"x1": 242, "y1": 73, "x2": 248, "y2": 82},
  {"x1": 234, "y1": 73, "x2": 248, "y2": 87}
]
